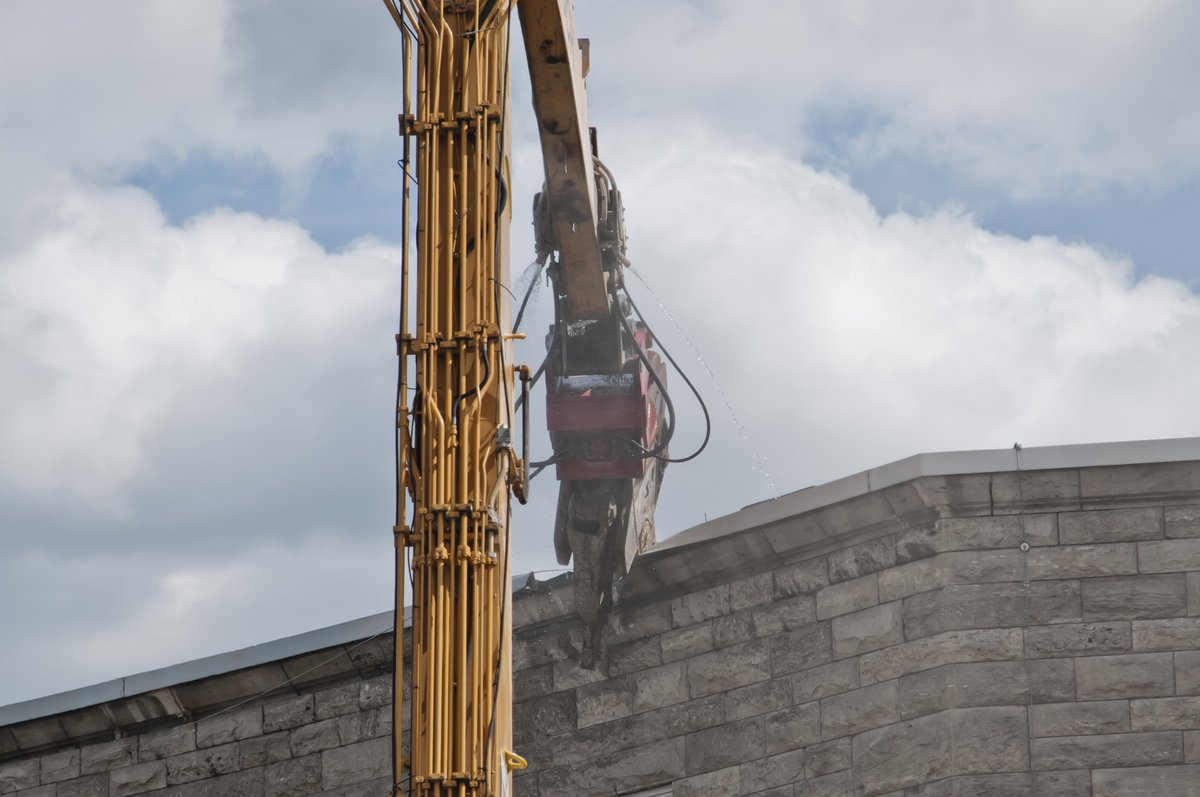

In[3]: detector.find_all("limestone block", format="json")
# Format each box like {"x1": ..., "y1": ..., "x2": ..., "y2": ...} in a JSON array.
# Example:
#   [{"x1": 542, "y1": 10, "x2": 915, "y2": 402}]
[
  {"x1": 832, "y1": 602, "x2": 902, "y2": 658},
  {"x1": 138, "y1": 724, "x2": 196, "y2": 762},
  {"x1": 688, "y1": 638, "x2": 771, "y2": 697},
  {"x1": 320, "y1": 737, "x2": 390, "y2": 790},
  {"x1": 1076, "y1": 653, "x2": 1175, "y2": 700},
  {"x1": 195, "y1": 706, "x2": 262, "y2": 748},
  {"x1": 712, "y1": 612, "x2": 755, "y2": 648},
  {"x1": 1091, "y1": 764, "x2": 1200, "y2": 796},
  {"x1": 1026, "y1": 543, "x2": 1138, "y2": 580},
  {"x1": 109, "y1": 761, "x2": 166, "y2": 797},
  {"x1": 946, "y1": 706, "x2": 1029, "y2": 775},
  {"x1": 160, "y1": 767, "x2": 263, "y2": 797},
  {"x1": 854, "y1": 709, "x2": 1028, "y2": 795},
  {"x1": 903, "y1": 581, "x2": 1081, "y2": 641},
  {"x1": 0, "y1": 759, "x2": 38, "y2": 792},
  {"x1": 1084, "y1": 574, "x2": 1189, "y2": 620},
  {"x1": 859, "y1": 628, "x2": 1023, "y2": 685},
  {"x1": 14, "y1": 786, "x2": 56, "y2": 797},
  {"x1": 768, "y1": 622, "x2": 832, "y2": 676},
  {"x1": 1132, "y1": 618, "x2": 1200, "y2": 651},
  {"x1": 673, "y1": 765, "x2": 739, "y2": 797},
  {"x1": 1060, "y1": 507, "x2": 1163, "y2": 544},
  {"x1": 724, "y1": 677, "x2": 791, "y2": 721},
  {"x1": 1021, "y1": 515, "x2": 1061, "y2": 548},
  {"x1": 915, "y1": 773, "x2": 1035, "y2": 797},
  {"x1": 335, "y1": 708, "x2": 381, "y2": 747},
  {"x1": 774, "y1": 558, "x2": 830, "y2": 598},
  {"x1": 540, "y1": 737, "x2": 684, "y2": 797},
  {"x1": 794, "y1": 659, "x2": 860, "y2": 703},
  {"x1": 81, "y1": 737, "x2": 137, "y2": 774},
  {"x1": 166, "y1": 742, "x2": 239, "y2": 785},
  {"x1": 263, "y1": 753, "x2": 320, "y2": 797},
  {"x1": 603, "y1": 636, "x2": 661, "y2": 679},
  {"x1": 632, "y1": 662, "x2": 689, "y2": 714},
  {"x1": 942, "y1": 549, "x2": 1026, "y2": 584},
  {"x1": 514, "y1": 691, "x2": 576, "y2": 741},
  {"x1": 514, "y1": 622, "x2": 581, "y2": 670},
  {"x1": 515, "y1": 663, "x2": 554, "y2": 703},
  {"x1": 262, "y1": 693, "x2": 314, "y2": 733},
  {"x1": 803, "y1": 769, "x2": 853, "y2": 797},
  {"x1": 1023, "y1": 621, "x2": 1131, "y2": 658},
  {"x1": 1028, "y1": 700, "x2": 1130, "y2": 737},
  {"x1": 666, "y1": 694, "x2": 726, "y2": 737},
  {"x1": 1032, "y1": 731, "x2": 1183, "y2": 769},
  {"x1": 817, "y1": 574, "x2": 879, "y2": 620},
  {"x1": 730, "y1": 571, "x2": 774, "y2": 612},
  {"x1": 740, "y1": 747, "x2": 805, "y2": 793},
  {"x1": 806, "y1": 738, "x2": 851, "y2": 778},
  {"x1": 896, "y1": 517, "x2": 1026, "y2": 564},
  {"x1": 1167, "y1": 505, "x2": 1200, "y2": 538},
  {"x1": 1190, "y1": 573, "x2": 1200, "y2": 616},
  {"x1": 576, "y1": 676, "x2": 632, "y2": 727},
  {"x1": 314, "y1": 681, "x2": 361, "y2": 721},
  {"x1": 898, "y1": 659, "x2": 1073, "y2": 719},
  {"x1": 820, "y1": 681, "x2": 899, "y2": 739},
  {"x1": 1130, "y1": 697, "x2": 1200, "y2": 731},
  {"x1": 1139, "y1": 538, "x2": 1200, "y2": 573},
  {"x1": 1033, "y1": 769, "x2": 1092, "y2": 797},
  {"x1": 992, "y1": 469, "x2": 1081, "y2": 514},
  {"x1": 1178, "y1": 651, "x2": 1200, "y2": 696},
  {"x1": 878, "y1": 557, "x2": 939, "y2": 602},
  {"x1": 56, "y1": 774, "x2": 107, "y2": 797},
  {"x1": 358, "y1": 674, "x2": 392, "y2": 710},
  {"x1": 763, "y1": 514, "x2": 829, "y2": 557},
  {"x1": 550, "y1": 660, "x2": 603, "y2": 694},
  {"x1": 684, "y1": 716, "x2": 764, "y2": 775},
  {"x1": 607, "y1": 602, "x2": 672, "y2": 645},
  {"x1": 1187, "y1": 730, "x2": 1199, "y2": 762},
  {"x1": 290, "y1": 718, "x2": 342, "y2": 756},
  {"x1": 763, "y1": 701, "x2": 820, "y2": 755},
  {"x1": 829, "y1": 537, "x2": 896, "y2": 583},
  {"x1": 660, "y1": 623, "x2": 714, "y2": 664},
  {"x1": 852, "y1": 713, "x2": 951, "y2": 796},
  {"x1": 670, "y1": 584, "x2": 730, "y2": 628},
  {"x1": 752, "y1": 594, "x2": 817, "y2": 636},
  {"x1": 239, "y1": 730, "x2": 292, "y2": 768},
  {"x1": 1081, "y1": 460, "x2": 1200, "y2": 505},
  {"x1": 39, "y1": 748, "x2": 79, "y2": 784}
]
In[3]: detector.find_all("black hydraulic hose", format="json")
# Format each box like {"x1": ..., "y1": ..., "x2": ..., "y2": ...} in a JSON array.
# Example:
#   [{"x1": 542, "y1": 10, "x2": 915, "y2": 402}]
[
  {"x1": 614, "y1": 304, "x2": 677, "y2": 459},
  {"x1": 450, "y1": 343, "x2": 491, "y2": 427},
  {"x1": 622, "y1": 286, "x2": 712, "y2": 464}
]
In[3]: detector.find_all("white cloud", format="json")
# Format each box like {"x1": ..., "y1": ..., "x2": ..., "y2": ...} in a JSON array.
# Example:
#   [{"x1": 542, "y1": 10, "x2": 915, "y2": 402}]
[
  {"x1": 0, "y1": 536, "x2": 392, "y2": 706},
  {"x1": 576, "y1": 1, "x2": 1200, "y2": 197},
  {"x1": 0, "y1": 178, "x2": 399, "y2": 516},
  {"x1": 602, "y1": 131, "x2": 1200, "y2": 525}
]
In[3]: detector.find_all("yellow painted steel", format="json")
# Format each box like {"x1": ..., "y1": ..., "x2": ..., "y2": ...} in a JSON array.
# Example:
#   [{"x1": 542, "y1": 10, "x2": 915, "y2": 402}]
[{"x1": 385, "y1": 1, "x2": 519, "y2": 795}]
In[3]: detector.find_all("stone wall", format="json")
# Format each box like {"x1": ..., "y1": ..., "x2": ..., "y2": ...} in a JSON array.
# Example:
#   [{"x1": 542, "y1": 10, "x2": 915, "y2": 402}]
[
  {"x1": 510, "y1": 464, "x2": 1200, "y2": 796},
  {"x1": 0, "y1": 634, "x2": 404, "y2": 797},
  {"x1": 4, "y1": 460, "x2": 1200, "y2": 796}
]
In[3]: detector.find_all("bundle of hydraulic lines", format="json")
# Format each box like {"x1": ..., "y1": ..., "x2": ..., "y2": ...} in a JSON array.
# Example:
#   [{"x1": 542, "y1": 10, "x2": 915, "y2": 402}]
[{"x1": 384, "y1": 1, "x2": 523, "y2": 795}]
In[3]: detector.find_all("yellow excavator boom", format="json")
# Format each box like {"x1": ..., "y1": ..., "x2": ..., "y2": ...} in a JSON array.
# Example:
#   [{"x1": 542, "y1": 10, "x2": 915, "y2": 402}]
[{"x1": 386, "y1": 1, "x2": 520, "y2": 794}]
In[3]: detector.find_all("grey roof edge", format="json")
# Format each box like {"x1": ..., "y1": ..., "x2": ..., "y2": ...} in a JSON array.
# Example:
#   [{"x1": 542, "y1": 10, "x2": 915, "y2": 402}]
[
  {"x1": 1, "y1": 573, "x2": 543, "y2": 729},
  {"x1": 650, "y1": 435, "x2": 1200, "y2": 554},
  {"x1": 0, "y1": 610, "x2": 396, "y2": 729}
]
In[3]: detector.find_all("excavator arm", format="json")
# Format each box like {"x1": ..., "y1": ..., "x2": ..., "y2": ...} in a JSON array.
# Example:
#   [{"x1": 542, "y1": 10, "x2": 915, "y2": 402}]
[{"x1": 518, "y1": 0, "x2": 669, "y2": 667}]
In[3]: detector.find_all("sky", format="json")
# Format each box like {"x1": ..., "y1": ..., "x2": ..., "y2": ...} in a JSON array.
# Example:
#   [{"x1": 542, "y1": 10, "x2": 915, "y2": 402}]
[{"x1": 2, "y1": 1, "x2": 1199, "y2": 707}]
